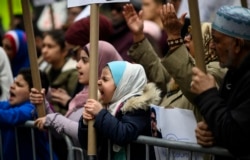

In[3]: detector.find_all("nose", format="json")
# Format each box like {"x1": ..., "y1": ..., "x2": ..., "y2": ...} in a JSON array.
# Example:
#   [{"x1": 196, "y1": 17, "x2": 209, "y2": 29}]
[
  {"x1": 209, "y1": 39, "x2": 215, "y2": 49},
  {"x1": 10, "y1": 83, "x2": 15, "y2": 89},
  {"x1": 97, "y1": 79, "x2": 101, "y2": 86},
  {"x1": 41, "y1": 46, "x2": 48, "y2": 55},
  {"x1": 76, "y1": 60, "x2": 81, "y2": 69},
  {"x1": 184, "y1": 34, "x2": 192, "y2": 43}
]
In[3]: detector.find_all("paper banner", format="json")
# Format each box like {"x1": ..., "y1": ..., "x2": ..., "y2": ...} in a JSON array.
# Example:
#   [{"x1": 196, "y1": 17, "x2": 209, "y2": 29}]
[
  {"x1": 150, "y1": 105, "x2": 203, "y2": 160},
  {"x1": 33, "y1": 0, "x2": 55, "y2": 6},
  {"x1": 67, "y1": 0, "x2": 130, "y2": 8}
]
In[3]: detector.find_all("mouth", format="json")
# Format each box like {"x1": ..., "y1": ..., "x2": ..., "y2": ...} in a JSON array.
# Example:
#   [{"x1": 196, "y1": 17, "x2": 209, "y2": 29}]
[
  {"x1": 9, "y1": 91, "x2": 15, "y2": 98},
  {"x1": 78, "y1": 72, "x2": 84, "y2": 77},
  {"x1": 98, "y1": 89, "x2": 104, "y2": 97},
  {"x1": 100, "y1": 91, "x2": 104, "y2": 96}
]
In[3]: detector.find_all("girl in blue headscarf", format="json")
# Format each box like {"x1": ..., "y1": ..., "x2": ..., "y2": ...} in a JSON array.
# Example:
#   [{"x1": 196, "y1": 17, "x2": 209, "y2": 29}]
[
  {"x1": 2, "y1": 29, "x2": 30, "y2": 77},
  {"x1": 78, "y1": 61, "x2": 161, "y2": 160}
]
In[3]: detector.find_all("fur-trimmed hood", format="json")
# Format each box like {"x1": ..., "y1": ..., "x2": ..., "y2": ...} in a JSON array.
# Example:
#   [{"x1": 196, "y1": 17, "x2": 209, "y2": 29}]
[{"x1": 121, "y1": 82, "x2": 161, "y2": 114}]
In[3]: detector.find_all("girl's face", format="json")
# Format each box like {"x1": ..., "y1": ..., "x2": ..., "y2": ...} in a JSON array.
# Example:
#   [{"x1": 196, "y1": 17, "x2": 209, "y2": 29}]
[
  {"x1": 76, "y1": 50, "x2": 90, "y2": 84},
  {"x1": 97, "y1": 67, "x2": 116, "y2": 104},
  {"x1": 9, "y1": 74, "x2": 30, "y2": 105},
  {"x1": 41, "y1": 35, "x2": 66, "y2": 66},
  {"x1": 2, "y1": 38, "x2": 15, "y2": 61}
]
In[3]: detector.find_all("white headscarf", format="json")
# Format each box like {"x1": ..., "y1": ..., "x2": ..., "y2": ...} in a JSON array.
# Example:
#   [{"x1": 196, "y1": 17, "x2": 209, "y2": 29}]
[{"x1": 107, "y1": 61, "x2": 147, "y2": 115}]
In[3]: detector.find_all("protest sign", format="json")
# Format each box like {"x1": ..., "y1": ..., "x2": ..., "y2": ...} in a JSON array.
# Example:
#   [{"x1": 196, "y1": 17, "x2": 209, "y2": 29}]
[
  {"x1": 67, "y1": 0, "x2": 130, "y2": 8},
  {"x1": 150, "y1": 105, "x2": 203, "y2": 160}
]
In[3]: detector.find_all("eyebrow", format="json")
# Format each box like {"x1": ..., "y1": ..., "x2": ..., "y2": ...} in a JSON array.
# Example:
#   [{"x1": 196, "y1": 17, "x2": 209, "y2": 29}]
[{"x1": 15, "y1": 81, "x2": 25, "y2": 86}]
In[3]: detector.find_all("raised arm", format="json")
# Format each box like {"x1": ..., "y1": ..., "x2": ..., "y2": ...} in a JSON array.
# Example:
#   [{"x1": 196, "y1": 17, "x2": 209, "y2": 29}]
[{"x1": 123, "y1": 4, "x2": 171, "y2": 93}]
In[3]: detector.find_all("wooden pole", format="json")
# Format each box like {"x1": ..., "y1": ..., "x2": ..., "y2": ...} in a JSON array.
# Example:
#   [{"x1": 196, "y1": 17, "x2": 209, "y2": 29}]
[
  {"x1": 87, "y1": 4, "x2": 99, "y2": 160},
  {"x1": 21, "y1": 0, "x2": 46, "y2": 117},
  {"x1": 187, "y1": 0, "x2": 206, "y2": 72},
  {"x1": 241, "y1": 0, "x2": 248, "y2": 8},
  {"x1": 8, "y1": 0, "x2": 14, "y2": 29},
  {"x1": 49, "y1": 4, "x2": 55, "y2": 30}
]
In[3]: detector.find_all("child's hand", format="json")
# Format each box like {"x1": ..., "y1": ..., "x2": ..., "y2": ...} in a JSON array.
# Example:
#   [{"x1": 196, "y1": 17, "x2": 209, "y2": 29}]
[
  {"x1": 50, "y1": 88, "x2": 71, "y2": 107},
  {"x1": 84, "y1": 99, "x2": 103, "y2": 116},
  {"x1": 30, "y1": 88, "x2": 45, "y2": 105},
  {"x1": 34, "y1": 116, "x2": 47, "y2": 130},
  {"x1": 83, "y1": 108, "x2": 94, "y2": 121}
]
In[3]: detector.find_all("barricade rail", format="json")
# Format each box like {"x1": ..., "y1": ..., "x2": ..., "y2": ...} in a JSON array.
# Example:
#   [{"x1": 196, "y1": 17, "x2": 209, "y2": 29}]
[
  {"x1": 134, "y1": 135, "x2": 234, "y2": 159},
  {"x1": 0, "y1": 120, "x2": 234, "y2": 160},
  {"x1": 0, "y1": 120, "x2": 83, "y2": 160}
]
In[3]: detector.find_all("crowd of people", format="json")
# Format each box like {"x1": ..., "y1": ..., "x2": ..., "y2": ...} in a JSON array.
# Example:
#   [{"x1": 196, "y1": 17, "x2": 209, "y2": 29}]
[{"x1": 0, "y1": 0, "x2": 250, "y2": 160}]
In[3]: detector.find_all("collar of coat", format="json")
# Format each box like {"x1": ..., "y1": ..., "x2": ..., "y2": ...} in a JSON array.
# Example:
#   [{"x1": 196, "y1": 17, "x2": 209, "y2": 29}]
[{"x1": 120, "y1": 82, "x2": 161, "y2": 114}]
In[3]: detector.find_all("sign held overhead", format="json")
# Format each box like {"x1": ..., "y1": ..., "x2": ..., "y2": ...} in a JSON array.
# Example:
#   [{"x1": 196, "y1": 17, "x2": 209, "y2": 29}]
[
  {"x1": 33, "y1": 0, "x2": 55, "y2": 6},
  {"x1": 68, "y1": 0, "x2": 130, "y2": 8}
]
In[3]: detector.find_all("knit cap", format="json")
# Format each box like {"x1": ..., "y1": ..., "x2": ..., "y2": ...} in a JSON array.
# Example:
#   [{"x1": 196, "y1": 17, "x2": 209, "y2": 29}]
[
  {"x1": 212, "y1": 5, "x2": 250, "y2": 40},
  {"x1": 65, "y1": 14, "x2": 113, "y2": 47}
]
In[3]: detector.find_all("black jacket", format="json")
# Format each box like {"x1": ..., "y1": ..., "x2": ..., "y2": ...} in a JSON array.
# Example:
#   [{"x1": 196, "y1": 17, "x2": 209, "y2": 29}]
[{"x1": 195, "y1": 53, "x2": 250, "y2": 159}]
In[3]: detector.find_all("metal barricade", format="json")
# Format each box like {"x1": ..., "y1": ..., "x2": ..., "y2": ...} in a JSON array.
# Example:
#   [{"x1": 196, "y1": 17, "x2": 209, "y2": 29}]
[
  {"x1": 1, "y1": 120, "x2": 234, "y2": 160},
  {"x1": 0, "y1": 120, "x2": 84, "y2": 160},
  {"x1": 107, "y1": 136, "x2": 234, "y2": 160},
  {"x1": 134, "y1": 135, "x2": 233, "y2": 160}
]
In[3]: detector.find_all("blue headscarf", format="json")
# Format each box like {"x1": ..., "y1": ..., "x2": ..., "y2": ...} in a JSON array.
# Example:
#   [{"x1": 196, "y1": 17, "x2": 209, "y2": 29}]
[{"x1": 107, "y1": 61, "x2": 126, "y2": 87}]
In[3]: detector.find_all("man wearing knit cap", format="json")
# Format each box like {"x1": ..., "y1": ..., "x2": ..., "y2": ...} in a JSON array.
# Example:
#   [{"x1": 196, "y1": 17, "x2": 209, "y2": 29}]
[{"x1": 190, "y1": 5, "x2": 250, "y2": 159}]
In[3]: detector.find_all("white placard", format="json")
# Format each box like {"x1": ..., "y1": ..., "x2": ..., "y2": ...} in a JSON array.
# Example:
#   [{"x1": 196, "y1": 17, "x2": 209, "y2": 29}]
[
  {"x1": 37, "y1": 1, "x2": 67, "y2": 31},
  {"x1": 150, "y1": 105, "x2": 203, "y2": 160},
  {"x1": 33, "y1": 0, "x2": 55, "y2": 6},
  {"x1": 67, "y1": 0, "x2": 130, "y2": 8}
]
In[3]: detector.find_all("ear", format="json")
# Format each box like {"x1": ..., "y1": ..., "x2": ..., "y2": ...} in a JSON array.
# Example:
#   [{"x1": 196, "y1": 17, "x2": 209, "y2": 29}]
[
  {"x1": 62, "y1": 47, "x2": 69, "y2": 57},
  {"x1": 235, "y1": 38, "x2": 244, "y2": 54}
]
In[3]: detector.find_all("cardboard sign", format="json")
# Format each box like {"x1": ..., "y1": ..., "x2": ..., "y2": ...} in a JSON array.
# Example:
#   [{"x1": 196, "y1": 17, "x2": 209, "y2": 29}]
[
  {"x1": 37, "y1": 1, "x2": 67, "y2": 31},
  {"x1": 67, "y1": 0, "x2": 130, "y2": 8},
  {"x1": 33, "y1": 0, "x2": 55, "y2": 6},
  {"x1": 150, "y1": 105, "x2": 203, "y2": 160}
]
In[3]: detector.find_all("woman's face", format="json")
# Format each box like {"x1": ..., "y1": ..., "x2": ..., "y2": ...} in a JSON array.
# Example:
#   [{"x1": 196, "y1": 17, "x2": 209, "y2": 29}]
[
  {"x1": 67, "y1": 7, "x2": 83, "y2": 25},
  {"x1": 76, "y1": 50, "x2": 90, "y2": 84},
  {"x1": 184, "y1": 34, "x2": 195, "y2": 57},
  {"x1": 97, "y1": 67, "x2": 116, "y2": 104},
  {"x1": 142, "y1": 0, "x2": 162, "y2": 21},
  {"x1": 2, "y1": 38, "x2": 15, "y2": 61},
  {"x1": 41, "y1": 35, "x2": 66, "y2": 65}
]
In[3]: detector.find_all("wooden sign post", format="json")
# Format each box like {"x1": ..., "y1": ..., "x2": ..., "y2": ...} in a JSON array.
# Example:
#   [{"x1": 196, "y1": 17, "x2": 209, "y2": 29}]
[
  {"x1": 87, "y1": 4, "x2": 99, "y2": 159},
  {"x1": 241, "y1": 0, "x2": 248, "y2": 8},
  {"x1": 21, "y1": 0, "x2": 46, "y2": 117},
  {"x1": 8, "y1": 0, "x2": 14, "y2": 29},
  {"x1": 187, "y1": 0, "x2": 206, "y2": 72}
]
